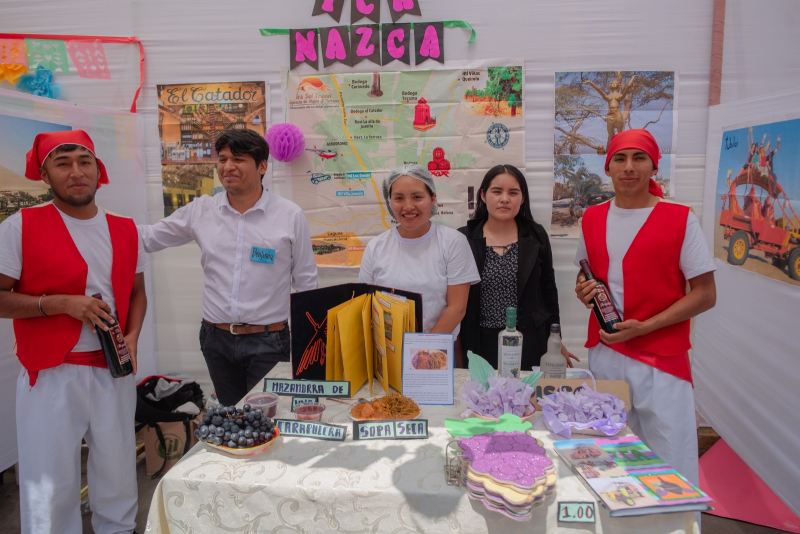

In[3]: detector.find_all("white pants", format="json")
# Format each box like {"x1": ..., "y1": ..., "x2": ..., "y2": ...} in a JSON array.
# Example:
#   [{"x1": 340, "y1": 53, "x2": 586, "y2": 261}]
[
  {"x1": 17, "y1": 364, "x2": 138, "y2": 534},
  {"x1": 589, "y1": 345, "x2": 699, "y2": 485}
]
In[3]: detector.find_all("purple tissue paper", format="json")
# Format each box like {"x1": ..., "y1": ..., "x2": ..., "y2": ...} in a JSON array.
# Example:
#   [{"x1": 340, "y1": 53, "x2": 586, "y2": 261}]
[
  {"x1": 539, "y1": 383, "x2": 626, "y2": 439},
  {"x1": 460, "y1": 377, "x2": 535, "y2": 419}
]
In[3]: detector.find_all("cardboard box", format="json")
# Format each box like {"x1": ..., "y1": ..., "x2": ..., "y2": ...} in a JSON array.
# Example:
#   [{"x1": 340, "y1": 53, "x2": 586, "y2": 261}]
[
  {"x1": 140, "y1": 414, "x2": 201, "y2": 475},
  {"x1": 531, "y1": 378, "x2": 631, "y2": 411}
]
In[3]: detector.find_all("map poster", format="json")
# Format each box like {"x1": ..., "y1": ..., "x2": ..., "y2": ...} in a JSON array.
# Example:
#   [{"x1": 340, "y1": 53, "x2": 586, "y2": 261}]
[
  {"x1": 714, "y1": 118, "x2": 800, "y2": 286},
  {"x1": 284, "y1": 64, "x2": 524, "y2": 267},
  {"x1": 157, "y1": 81, "x2": 268, "y2": 216},
  {"x1": 552, "y1": 71, "x2": 677, "y2": 238}
]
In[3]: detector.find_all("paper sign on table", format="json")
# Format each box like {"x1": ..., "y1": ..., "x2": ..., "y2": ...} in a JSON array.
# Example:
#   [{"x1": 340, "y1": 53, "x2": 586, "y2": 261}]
[
  {"x1": 558, "y1": 502, "x2": 596, "y2": 523},
  {"x1": 532, "y1": 378, "x2": 631, "y2": 411},
  {"x1": 353, "y1": 419, "x2": 428, "y2": 440},
  {"x1": 291, "y1": 397, "x2": 319, "y2": 411},
  {"x1": 264, "y1": 379, "x2": 350, "y2": 397},
  {"x1": 402, "y1": 333, "x2": 454, "y2": 405},
  {"x1": 274, "y1": 419, "x2": 347, "y2": 441}
]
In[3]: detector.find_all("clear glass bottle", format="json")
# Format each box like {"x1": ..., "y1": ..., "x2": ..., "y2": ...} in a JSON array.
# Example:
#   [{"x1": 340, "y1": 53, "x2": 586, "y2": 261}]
[
  {"x1": 541, "y1": 324, "x2": 566, "y2": 379},
  {"x1": 498, "y1": 307, "x2": 523, "y2": 378}
]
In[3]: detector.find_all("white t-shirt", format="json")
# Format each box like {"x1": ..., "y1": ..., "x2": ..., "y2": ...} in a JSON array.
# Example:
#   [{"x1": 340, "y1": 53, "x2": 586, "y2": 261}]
[
  {"x1": 358, "y1": 223, "x2": 480, "y2": 334},
  {"x1": 0, "y1": 206, "x2": 148, "y2": 352},
  {"x1": 574, "y1": 201, "x2": 716, "y2": 318}
]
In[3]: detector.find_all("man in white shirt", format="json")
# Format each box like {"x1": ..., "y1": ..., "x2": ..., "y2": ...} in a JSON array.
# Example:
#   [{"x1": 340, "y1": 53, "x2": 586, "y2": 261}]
[
  {"x1": 140, "y1": 129, "x2": 318, "y2": 405},
  {"x1": 574, "y1": 129, "x2": 716, "y2": 486},
  {"x1": 0, "y1": 130, "x2": 147, "y2": 534}
]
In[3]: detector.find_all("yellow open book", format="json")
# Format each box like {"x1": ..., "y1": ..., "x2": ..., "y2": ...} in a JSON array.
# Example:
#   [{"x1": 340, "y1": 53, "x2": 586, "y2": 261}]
[{"x1": 290, "y1": 283, "x2": 422, "y2": 385}]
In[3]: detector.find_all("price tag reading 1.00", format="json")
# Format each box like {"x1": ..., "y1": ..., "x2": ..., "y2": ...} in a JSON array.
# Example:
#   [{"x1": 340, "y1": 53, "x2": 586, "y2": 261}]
[{"x1": 558, "y1": 502, "x2": 596, "y2": 523}]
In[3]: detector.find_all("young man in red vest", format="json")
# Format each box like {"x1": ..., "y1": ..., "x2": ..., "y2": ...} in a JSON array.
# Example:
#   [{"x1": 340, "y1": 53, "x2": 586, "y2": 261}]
[
  {"x1": 0, "y1": 130, "x2": 147, "y2": 534},
  {"x1": 574, "y1": 129, "x2": 716, "y2": 485}
]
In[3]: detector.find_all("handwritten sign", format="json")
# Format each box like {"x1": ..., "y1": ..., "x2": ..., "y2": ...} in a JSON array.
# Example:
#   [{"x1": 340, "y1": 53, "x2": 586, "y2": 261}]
[
  {"x1": 353, "y1": 419, "x2": 428, "y2": 440},
  {"x1": 264, "y1": 379, "x2": 351, "y2": 397},
  {"x1": 558, "y1": 502, "x2": 595, "y2": 523},
  {"x1": 250, "y1": 246, "x2": 275, "y2": 264},
  {"x1": 274, "y1": 419, "x2": 347, "y2": 441}
]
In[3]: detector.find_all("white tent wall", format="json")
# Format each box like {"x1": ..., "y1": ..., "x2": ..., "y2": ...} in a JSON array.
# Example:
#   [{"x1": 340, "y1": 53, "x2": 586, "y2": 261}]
[
  {"x1": 719, "y1": 0, "x2": 800, "y2": 104},
  {"x1": 2, "y1": 0, "x2": 718, "y2": 396},
  {"x1": 1, "y1": 0, "x2": 797, "y2": 486}
]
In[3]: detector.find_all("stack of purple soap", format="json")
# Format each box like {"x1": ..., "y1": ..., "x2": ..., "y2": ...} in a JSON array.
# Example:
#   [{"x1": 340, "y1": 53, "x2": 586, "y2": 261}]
[{"x1": 458, "y1": 432, "x2": 556, "y2": 521}]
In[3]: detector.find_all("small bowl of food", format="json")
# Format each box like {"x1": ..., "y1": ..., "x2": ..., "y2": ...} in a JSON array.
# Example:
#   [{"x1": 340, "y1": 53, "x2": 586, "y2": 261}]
[
  {"x1": 294, "y1": 402, "x2": 326, "y2": 421},
  {"x1": 244, "y1": 392, "x2": 280, "y2": 418},
  {"x1": 349, "y1": 393, "x2": 420, "y2": 421}
]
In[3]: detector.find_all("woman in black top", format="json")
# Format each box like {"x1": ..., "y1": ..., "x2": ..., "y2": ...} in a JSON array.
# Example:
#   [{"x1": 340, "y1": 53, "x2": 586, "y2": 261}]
[{"x1": 458, "y1": 164, "x2": 577, "y2": 370}]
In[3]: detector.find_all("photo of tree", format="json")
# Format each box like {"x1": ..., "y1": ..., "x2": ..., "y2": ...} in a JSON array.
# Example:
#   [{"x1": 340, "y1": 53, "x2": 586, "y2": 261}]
[
  {"x1": 551, "y1": 71, "x2": 676, "y2": 238},
  {"x1": 463, "y1": 66, "x2": 522, "y2": 117}
]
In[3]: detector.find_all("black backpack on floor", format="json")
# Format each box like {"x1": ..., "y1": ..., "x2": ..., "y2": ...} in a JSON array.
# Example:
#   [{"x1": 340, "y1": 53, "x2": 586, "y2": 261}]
[{"x1": 135, "y1": 375, "x2": 204, "y2": 478}]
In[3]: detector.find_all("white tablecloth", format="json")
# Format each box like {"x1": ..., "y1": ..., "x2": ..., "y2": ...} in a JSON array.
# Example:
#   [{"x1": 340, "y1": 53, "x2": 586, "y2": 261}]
[{"x1": 145, "y1": 363, "x2": 698, "y2": 533}]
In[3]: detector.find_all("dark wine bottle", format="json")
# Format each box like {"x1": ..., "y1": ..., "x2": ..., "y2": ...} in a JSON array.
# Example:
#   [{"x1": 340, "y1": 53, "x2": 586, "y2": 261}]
[
  {"x1": 92, "y1": 293, "x2": 133, "y2": 378},
  {"x1": 579, "y1": 260, "x2": 622, "y2": 334}
]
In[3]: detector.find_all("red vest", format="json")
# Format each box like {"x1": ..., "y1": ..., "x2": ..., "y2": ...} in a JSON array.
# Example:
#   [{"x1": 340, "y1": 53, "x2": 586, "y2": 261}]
[
  {"x1": 582, "y1": 201, "x2": 693, "y2": 383},
  {"x1": 13, "y1": 203, "x2": 138, "y2": 386}
]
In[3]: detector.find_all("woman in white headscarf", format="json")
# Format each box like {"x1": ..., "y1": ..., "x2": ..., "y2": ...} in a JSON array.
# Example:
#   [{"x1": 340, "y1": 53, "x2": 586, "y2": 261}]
[{"x1": 358, "y1": 164, "x2": 480, "y2": 338}]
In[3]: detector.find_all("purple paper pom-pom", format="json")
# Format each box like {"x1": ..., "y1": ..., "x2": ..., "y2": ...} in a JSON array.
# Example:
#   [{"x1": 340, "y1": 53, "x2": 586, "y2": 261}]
[{"x1": 266, "y1": 123, "x2": 305, "y2": 162}]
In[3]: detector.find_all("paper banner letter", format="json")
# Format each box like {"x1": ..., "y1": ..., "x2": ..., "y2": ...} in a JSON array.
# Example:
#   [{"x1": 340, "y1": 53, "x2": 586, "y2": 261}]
[
  {"x1": 414, "y1": 22, "x2": 444, "y2": 64},
  {"x1": 65, "y1": 40, "x2": 111, "y2": 79},
  {"x1": 0, "y1": 38, "x2": 27, "y2": 66},
  {"x1": 320, "y1": 26, "x2": 352, "y2": 68},
  {"x1": 351, "y1": 0, "x2": 380, "y2": 24},
  {"x1": 351, "y1": 24, "x2": 381, "y2": 67},
  {"x1": 290, "y1": 29, "x2": 320, "y2": 70},
  {"x1": 25, "y1": 38, "x2": 70, "y2": 74},
  {"x1": 312, "y1": 0, "x2": 346, "y2": 23},
  {"x1": 387, "y1": 0, "x2": 421, "y2": 23},
  {"x1": 382, "y1": 23, "x2": 411, "y2": 66}
]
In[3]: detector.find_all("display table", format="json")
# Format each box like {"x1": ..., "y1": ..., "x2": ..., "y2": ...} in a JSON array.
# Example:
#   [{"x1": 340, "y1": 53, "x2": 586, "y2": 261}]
[{"x1": 145, "y1": 363, "x2": 698, "y2": 533}]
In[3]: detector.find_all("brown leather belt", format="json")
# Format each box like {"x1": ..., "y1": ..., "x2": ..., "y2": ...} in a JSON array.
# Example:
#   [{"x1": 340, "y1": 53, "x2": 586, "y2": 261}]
[{"x1": 204, "y1": 319, "x2": 287, "y2": 335}]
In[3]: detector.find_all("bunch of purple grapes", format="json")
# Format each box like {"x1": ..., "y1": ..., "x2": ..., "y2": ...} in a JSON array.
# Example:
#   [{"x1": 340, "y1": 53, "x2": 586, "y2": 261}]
[{"x1": 195, "y1": 403, "x2": 276, "y2": 449}]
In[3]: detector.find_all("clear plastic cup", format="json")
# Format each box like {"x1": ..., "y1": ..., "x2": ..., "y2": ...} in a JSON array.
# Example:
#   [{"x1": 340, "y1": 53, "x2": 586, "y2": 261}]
[
  {"x1": 244, "y1": 392, "x2": 280, "y2": 418},
  {"x1": 294, "y1": 403, "x2": 325, "y2": 421}
]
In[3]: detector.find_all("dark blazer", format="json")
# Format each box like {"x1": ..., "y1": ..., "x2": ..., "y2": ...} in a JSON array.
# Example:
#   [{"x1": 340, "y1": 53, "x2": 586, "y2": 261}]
[{"x1": 458, "y1": 217, "x2": 560, "y2": 368}]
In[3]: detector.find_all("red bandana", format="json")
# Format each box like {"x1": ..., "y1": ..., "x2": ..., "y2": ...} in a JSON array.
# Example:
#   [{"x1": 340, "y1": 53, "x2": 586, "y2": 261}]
[
  {"x1": 605, "y1": 129, "x2": 664, "y2": 198},
  {"x1": 25, "y1": 130, "x2": 109, "y2": 187}
]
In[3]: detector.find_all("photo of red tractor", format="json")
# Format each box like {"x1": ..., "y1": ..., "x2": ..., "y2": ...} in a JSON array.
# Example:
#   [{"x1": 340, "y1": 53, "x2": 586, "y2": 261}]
[{"x1": 719, "y1": 165, "x2": 800, "y2": 281}]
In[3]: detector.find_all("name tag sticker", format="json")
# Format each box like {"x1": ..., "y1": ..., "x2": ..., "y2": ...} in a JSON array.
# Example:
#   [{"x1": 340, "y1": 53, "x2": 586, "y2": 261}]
[
  {"x1": 250, "y1": 246, "x2": 275, "y2": 264},
  {"x1": 274, "y1": 419, "x2": 347, "y2": 441},
  {"x1": 558, "y1": 502, "x2": 595, "y2": 523},
  {"x1": 353, "y1": 419, "x2": 428, "y2": 440}
]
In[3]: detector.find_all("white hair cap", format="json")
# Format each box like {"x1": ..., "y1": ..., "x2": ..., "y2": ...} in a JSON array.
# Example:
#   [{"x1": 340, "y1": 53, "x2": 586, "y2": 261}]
[{"x1": 382, "y1": 163, "x2": 438, "y2": 217}]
